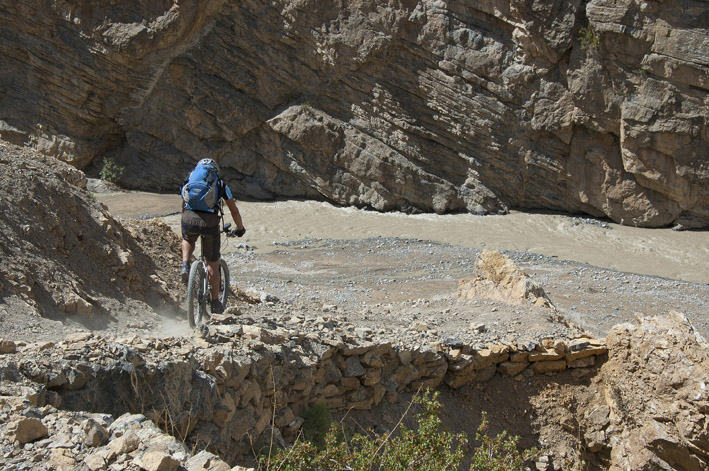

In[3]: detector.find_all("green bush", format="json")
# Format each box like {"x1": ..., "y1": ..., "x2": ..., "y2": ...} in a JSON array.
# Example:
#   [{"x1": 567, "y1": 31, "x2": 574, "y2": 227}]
[
  {"x1": 301, "y1": 403, "x2": 331, "y2": 449},
  {"x1": 260, "y1": 390, "x2": 538, "y2": 471},
  {"x1": 470, "y1": 412, "x2": 539, "y2": 471},
  {"x1": 99, "y1": 157, "x2": 125, "y2": 183},
  {"x1": 579, "y1": 26, "x2": 600, "y2": 50}
]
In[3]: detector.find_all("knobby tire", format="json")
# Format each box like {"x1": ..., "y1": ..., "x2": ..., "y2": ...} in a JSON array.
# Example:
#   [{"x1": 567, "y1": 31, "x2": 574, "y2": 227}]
[
  {"x1": 187, "y1": 261, "x2": 206, "y2": 328},
  {"x1": 218, "y1": 258, "x2": 229, "y2": 310}
]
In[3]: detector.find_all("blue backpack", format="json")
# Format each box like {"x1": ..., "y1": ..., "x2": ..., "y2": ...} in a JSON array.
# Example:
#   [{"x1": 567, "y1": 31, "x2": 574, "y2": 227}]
[{"x1": 181, "y1": 161, "x2": 221, "y2": 212}]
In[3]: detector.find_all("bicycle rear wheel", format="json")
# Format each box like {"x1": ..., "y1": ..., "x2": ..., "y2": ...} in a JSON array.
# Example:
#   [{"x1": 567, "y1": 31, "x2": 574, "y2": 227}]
[
  {"x1": 218, "y1": 258, "x2": 229, "y2": 310},
  {"x1": 186, "y1": 261, "x2": 208, "y2": 327}
]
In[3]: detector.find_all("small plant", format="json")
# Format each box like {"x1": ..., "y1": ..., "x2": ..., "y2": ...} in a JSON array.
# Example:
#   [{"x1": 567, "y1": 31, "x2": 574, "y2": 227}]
[
  {"x1": 579, "y1": 26, "x2": 600, "y2": 50},
  {"x1": 376, "y1": 390, "x2": 467, "y2": 471},
  {"x1": 99, "y1": 157, "x2": 125, "y2": 183},
  {"x1": 260, "y1": 389, "x2": 538, "y2": 471},
  {"x1": 301, "y1": 403, "x2": 332, "y2": 449},
  {"x1": 470, "y1": 412, "x2": 540, "y2": 471},
  {"x1": 561, "y1": 456, "x2": 588, "y2": 471},
  {"x1": 300, "y1": 103, "x2": 312, "y2": 112},
  {"x1": 149, "y1": 392, "x2": 195, "y2": 445}
]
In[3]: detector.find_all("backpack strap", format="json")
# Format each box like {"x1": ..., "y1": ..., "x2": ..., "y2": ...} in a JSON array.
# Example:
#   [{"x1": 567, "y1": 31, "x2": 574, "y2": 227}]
[{"x1": 217, "y1": 178, "x2": 227, "y2": 201}]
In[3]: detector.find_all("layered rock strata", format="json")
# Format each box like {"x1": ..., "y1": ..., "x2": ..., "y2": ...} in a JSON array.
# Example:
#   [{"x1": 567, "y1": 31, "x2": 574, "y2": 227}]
[{"x1": 0, "y1": 0, "x2": 707, "y2": 227}]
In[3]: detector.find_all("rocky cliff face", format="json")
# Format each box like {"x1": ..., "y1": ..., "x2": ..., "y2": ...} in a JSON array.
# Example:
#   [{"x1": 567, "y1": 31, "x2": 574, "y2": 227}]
[{"x1": 0, "y1": 0, "x2": 707, "y2": 227}]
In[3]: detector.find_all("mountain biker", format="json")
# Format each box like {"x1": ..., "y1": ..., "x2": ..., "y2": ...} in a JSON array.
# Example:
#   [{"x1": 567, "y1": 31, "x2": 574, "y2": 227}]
[{"x1": 180, "y1": 158, "x2": 245, "y2": 314}]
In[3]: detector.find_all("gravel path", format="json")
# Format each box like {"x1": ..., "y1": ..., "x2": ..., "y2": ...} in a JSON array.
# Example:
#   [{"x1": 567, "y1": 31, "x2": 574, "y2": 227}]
[{"x1": 221, "y1": 236, "x2": 709, "y2": 343}]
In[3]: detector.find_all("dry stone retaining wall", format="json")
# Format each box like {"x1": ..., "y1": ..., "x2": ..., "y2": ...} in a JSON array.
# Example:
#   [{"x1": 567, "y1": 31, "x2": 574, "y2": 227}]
[
  {"x1": 0, "y1": 315, "x2": 608, "y2": 466},
  {"x1": 3, "y1": 312, "x2": 707, "y2": 470}
]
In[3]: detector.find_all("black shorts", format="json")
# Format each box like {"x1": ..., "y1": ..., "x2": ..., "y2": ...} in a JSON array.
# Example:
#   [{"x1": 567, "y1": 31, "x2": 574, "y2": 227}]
[{"x1": 181, "y1": 210, "x2": 221, "y2": 262}]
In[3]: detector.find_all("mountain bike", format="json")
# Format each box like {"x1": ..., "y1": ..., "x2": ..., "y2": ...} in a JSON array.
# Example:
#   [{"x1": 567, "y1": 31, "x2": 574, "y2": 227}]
[{"x1": 186, "y1": 221, "x2": 238, "y2": 327}]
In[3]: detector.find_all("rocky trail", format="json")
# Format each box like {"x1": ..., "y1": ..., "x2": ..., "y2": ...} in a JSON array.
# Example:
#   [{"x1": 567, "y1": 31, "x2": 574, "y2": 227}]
[{"x1": 1, "y1": 0, "x2": 708, "y2": 467}]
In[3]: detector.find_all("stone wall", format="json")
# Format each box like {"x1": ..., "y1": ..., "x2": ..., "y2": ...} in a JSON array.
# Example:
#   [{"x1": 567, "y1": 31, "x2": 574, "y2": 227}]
[
  {"x1": 0, "y1": 0, "x2": 707, "y2": 228},
  {"x1": 0, "y1": 314, "x2": 607, "y2": 465},
  {"x1": 3, "y1": 311, "x2": 707, "y2": 470}
]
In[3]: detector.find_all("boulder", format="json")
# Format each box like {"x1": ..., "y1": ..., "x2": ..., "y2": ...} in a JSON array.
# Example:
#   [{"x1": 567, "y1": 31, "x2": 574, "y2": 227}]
[
  {"x1": 6, "y1": 417, "x2": 48, "y2": 445},
  {"x1": 457, "y1": 250, "x2": 556, "y2": 309}
]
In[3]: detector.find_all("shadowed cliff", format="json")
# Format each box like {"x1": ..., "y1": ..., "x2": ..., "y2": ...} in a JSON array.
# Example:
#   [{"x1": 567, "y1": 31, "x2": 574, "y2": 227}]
[{"x1": 0, "y1": 0, "x2": 707, "y2": 227}]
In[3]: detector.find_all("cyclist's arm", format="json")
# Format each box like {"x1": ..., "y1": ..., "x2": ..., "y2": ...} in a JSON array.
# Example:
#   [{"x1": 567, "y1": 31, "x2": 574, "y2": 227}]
[{"x1": 225, "y1": 198, "x2": 245, "y2": 230}]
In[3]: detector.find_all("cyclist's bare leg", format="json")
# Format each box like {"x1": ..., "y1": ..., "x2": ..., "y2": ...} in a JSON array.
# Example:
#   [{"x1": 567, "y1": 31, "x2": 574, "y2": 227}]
[
  {"x1": 206, "y1": 260, "x2": 220, "y2": 301},
  {"x1": 182, "y1": 239, "x2": 196, "y2": 263},
  {"x1": 180, "y1": 239, "x2": 197, "y2": 283}
]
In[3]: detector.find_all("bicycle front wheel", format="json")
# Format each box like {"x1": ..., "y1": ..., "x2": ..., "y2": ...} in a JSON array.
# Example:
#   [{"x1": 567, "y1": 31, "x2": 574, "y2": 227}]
[
  {"x1": 218, "y1": 258, "x2": 230, "y2": 310},
  {"x1": 186, "y1": 261, "x2": 207, "y2": 327}
]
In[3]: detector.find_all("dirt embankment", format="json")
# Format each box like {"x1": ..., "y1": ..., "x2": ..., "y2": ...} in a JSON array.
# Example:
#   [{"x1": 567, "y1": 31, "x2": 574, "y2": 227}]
[{"x1": 0, "y1": 141, "x2": 185, "y2": 341}]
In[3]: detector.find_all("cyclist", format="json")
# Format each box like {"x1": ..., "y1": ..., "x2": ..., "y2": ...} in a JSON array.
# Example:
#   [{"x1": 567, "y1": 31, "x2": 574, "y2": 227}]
[{"x1": 180, "y1": 158, "x2": 245, "y2": 314}]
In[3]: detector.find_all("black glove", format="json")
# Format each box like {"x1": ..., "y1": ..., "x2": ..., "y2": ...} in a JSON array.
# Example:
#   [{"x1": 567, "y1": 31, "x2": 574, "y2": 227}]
[{"x1": 234, "y1": 228, "x2": 246, "y2": 237}]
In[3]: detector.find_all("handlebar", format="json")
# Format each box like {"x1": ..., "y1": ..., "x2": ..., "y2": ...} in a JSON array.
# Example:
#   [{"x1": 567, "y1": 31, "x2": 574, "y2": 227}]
[{"x1": 222, "y1": 222, "x2": 245, "y2": 238}]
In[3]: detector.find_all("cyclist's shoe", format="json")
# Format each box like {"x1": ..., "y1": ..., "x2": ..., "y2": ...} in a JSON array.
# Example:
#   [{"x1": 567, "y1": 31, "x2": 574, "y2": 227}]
[
  {"x1": 211, "y1": 299, "x2": 224, "y2": 314},
  {"x1": 180, "y1": 261, "x2": 190, "y2": 284}
]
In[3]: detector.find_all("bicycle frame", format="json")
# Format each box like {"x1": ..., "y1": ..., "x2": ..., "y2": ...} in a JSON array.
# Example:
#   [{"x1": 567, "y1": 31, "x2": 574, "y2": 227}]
[{"x1": 185, "y1": 219, "x2": 232, "y2": 327}]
